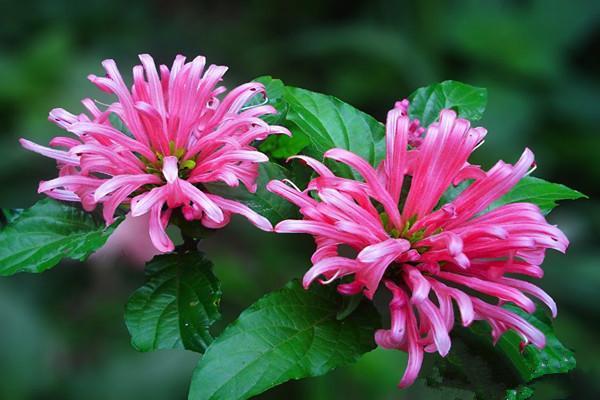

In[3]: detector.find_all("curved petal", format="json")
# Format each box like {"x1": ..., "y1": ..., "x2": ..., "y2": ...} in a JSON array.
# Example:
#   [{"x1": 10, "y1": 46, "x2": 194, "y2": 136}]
[
  {"x1": 357, "y1": 238, "x2": 410, "y2": 264},
  {"x1": 437, "y1": 271, "x2": 536, "y2": 313},
  {"x1": 499, "y1": 277, "x2": 557, "y2": 318},
  {"x1": 131, "y1": 186, "x2": 167, "y2": 217},
  {"x1": 447, "y1": 149, "x2": 535, "y2": 228},
  {"x1": 94, "y1": 174, "x2": 161, "y2": 201},
  {"x1": 148, "y1": 202, "x2": 174, "y2": 252},
  {"x1": 398, "y1": 305, "x2": 424, "y2": 388},
  {"x1": 404, "y1": 265, "x2": 431, "y2": 304},
  {"x1": 302, "y1": 257, "x2": 360, "y2": 289},
  {"x1": 325, "y1": 148, "x2": 402, "y2": 229},
  {"x1": 206, "y1": 194, "x2": 272, "y2": 231},
  {"x1": 20, "y1": 138, "x2": 80, "y2": 165},
  {"x1": 177, "y1": 180, "x2": 224, "y2": 223}
]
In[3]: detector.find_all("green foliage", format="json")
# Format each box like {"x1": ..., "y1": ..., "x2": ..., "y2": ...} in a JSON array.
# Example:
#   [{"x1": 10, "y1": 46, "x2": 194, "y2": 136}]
[
  {"x1": 427, "y1": 307, "x2": 575, "y2": 400},
  {"x1": 0, "y1": 1, "x2": 597, "y2": 399},
  {"x1": 255, "y1": 76, "x2": 386, "y2": 178},
  {"x1": 494, "y1": 176, "x2": 586, "y2": 214},
  {"x1": 204, "y1": 162, "x2": 299, "y2": 224},
  {"x1": 125, "y1": 252, "x2": 221, "y2": 353},
  {"x1": 260, "y1": 132, "x2": 311, "y2": 160},
  {"x1": 496, "y1": 305, "x2": 576, "y2": 382},
  {"x1": 188, "y1": 280, "x2": 380, "y2": 400},
  {"x1": 284, "y1": 85, "x2": 386, "y2": 178},
  {"x1": 252, "y1": 76, "x2": 288, "y2": 126},
  {"x1": 439, "y1": 176, "x2": 584, "y2": 215},
  {"x1": 406, "y1": 80, "x2": 578, "y2": 399},
  {"x1": 255, "y1": 76, "x2": 311, "y2": 159},
  {"x1": 0, "y1": 199, "x2": 120, "y2": 276},
  {"x1": 408, "y1": 80, "x2": 488, "y2": 127}
]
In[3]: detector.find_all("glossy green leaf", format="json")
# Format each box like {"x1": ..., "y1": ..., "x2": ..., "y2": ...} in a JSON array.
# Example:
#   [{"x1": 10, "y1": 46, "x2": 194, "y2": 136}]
[
  {"x1": 439, "y1": 176, "x2": 584, "y2": 215},
  {"x1": 188, "y1": 280, "x2": 380, "y2": 400},
  {"x1": 495, "y1": 305, "x2": 576, "y2": 381},
  {"x1": 252, "y1": 78, "x2": 387, "y2": 172},
  {"x1": 259, "y1": 130, "x2": 311, "y2": 159},
  {"x1": 427, "y1": 306, "x2": 575, "y2": 400},
  {"x1": 204, "y1": 162, "x2": 299, "y2": 224},
  {"x1": 252, "y1": 76, "x2": 287, "y2": 125},
  {"x1": 0, "y1": 199, "x2": 120, "y2": 276},
  {"x1": 282, "y1": 85, "x2": 386, "y2": 177},
  {"x1": 493, "y1": 176, "x2": 586, "y2": 214},
  {"x1": 125, "y1": 252, "x2": 221, "y2": 353},
  {"x1": 427, "y1": 334, "x2": 519, "y2": 400},
  {"x1": 252, "y1": 76, "x2": 311, "y2": 159},
  {"x1": 409, "y1": 80, "x2": 488, "y2": 127}
]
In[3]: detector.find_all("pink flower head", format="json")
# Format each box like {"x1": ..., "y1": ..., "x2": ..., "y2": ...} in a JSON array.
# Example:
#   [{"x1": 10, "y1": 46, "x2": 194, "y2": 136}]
[
  {"x1": 267, "y1": 104, "x2": 567, "y2": 388},
  {"x1": 20, "y1": 54, "x2": 290, "y2": 252}
]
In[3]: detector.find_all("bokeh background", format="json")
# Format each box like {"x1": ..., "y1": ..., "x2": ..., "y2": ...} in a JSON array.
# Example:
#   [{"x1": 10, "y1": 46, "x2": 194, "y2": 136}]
[{"x1": 1, "y1": 0, "x2": 598, "y2": 399}]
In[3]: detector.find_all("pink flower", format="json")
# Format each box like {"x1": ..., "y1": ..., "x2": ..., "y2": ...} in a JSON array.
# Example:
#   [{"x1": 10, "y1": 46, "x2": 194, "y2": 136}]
[
  {"x1": 20, "y1": 54, "x2": 290, "y2": 252},
  {"x1": 267, "y1": 105, "x2": 567, "y2": 388}
]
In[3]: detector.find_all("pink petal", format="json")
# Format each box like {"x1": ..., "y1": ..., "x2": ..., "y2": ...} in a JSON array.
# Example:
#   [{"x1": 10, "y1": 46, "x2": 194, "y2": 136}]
[
  {"x1": 302, "y1": 257, "x2": 359, "y2": 289},
  {"x1": 20, "y1": 138, "x2": 80, "y2": 165},
  {"x1": 178, "y1": 180, "x2": 224, "y2": 223},
  {"x1": 499, "y1": 277, "x2": 557, "y2": 318},
  {"x1": 131, "y1": 186, "x2": 167, "y2": 217},
  {"x1": 162, "y1": 156, "x2": 179, "y2": 183},
  {"x1": 325, "y1": 148, "x2": 402, "y2": 229},
  {"x1": 95, "y1": 174, "x2": 161, "y2": 202},
  {"x1": 206, "y1": 194, "x2": 272, "y2": 231},
  {"x1": 438, "y1": 271, "x2": 536, "y2": 313},
  {"x1": 148, "y1": 202, "x2": 174, "y2": 252},
  {"x1": 398, "y1": 307, "x2": 424, "y2": 388},
  {"x1": 404, "y1": 265, "x2": 431, "y2": 304},
  {"x1": 288, "y1": 155, "x2": 334, "y2": 177},
  {"x1": 357, "y1": 238, "x2": 410, "y2": 264},
  {"x1": 418, "y1": 298, "x2": 451, "y2": 356},
  {"x1": 382, "y1": 109, "x2": 409, "y2": 203}
]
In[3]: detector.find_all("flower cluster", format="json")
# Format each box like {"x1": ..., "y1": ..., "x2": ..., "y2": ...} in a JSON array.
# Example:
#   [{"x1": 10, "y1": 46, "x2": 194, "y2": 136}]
[
  {"x1": 267, "y1": 104, "x2": 567, "y2": 387},
  {"x1": 20, "y1": 54, "x2": 289, "y2": 252},
  {"x1": 20, "y1": 53, "x2": 569, "y2": 388}
]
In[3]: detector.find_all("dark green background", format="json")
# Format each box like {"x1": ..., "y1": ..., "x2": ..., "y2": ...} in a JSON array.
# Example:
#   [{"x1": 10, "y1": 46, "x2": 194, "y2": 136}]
[{"x1": 1, "y1": 0, "x2": 598, "y2": 399}]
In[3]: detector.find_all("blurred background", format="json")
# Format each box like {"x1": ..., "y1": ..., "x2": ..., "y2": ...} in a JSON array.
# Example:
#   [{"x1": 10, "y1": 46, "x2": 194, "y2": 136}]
[{"x1": 0, "y1": 0, "x2": 598, "y2": 398}]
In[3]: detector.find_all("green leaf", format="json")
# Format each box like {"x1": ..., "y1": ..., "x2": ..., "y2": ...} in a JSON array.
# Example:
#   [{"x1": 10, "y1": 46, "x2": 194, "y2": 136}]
[
  {"x1": 204, "y1": 162, "x2": 299, "y2": 224},
  {"x1": 0, "y1": 199, "x2": 120, "y2": 276},
  {"x1": 125, "y1": 252, "x2": 221, "y2": 353},
  {"x1": 282, "y1": 85, "x2": 386, "y2": 177},
  {"x1": 427, "y1": 306, "x2": 575, "y2": 400},
  {"x1": 495, "y1": 305, "x2": 576, "y2": 382},
  {"x1": 439, "y1": 176, "x2": 584, "y2": 216},
  {"x1": 408, "y1": 80, "x2": 488, "y2": 127},
  {"x1": 336, "y1": 293, "x2": 363, "y2": 320},
  {"x1": 251, "y1": 78, "x2": 386, "y2": 172},
  {"x1": 252, "y1": 76, "x2": 286, "y2": 125},
  {"x1": 188, "y1": 280, "x2": 380, "y2": 400},
  {"x1": 493, "y1": 176, "x2": 586, "y2": 214},
  {"x1": 259, "y1": 131, "x2": 311, "y2": 159},
  {"x1": 427, "y1": 332, "x2": 519, "y2": 400},
  {"x1": 251, "y1": 76, "x2": 310, "y2": 159}
]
